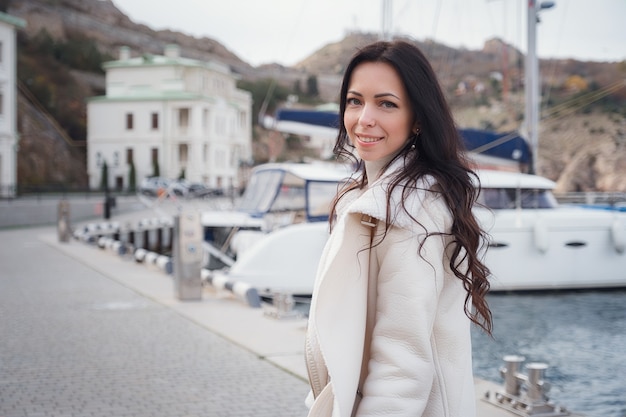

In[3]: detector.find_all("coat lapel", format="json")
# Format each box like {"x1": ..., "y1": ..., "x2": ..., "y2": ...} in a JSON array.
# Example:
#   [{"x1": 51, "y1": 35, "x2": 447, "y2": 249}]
[{"x1": 312, "y1": 212, "x2": 371, "y2": 416}]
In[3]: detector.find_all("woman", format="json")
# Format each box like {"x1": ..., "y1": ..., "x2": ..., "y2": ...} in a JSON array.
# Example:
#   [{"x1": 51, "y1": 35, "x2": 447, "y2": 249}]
[{"x1": 304, "y1": 40, "x2": 492, "y2": 417}]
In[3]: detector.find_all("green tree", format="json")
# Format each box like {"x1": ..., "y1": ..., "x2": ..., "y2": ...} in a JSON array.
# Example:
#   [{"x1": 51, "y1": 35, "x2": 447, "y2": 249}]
[
  {"x1": 29, "y1": 29, "x2": 55, "y2": 56},
  {"x1": 100, "y1": 161, "x2": 109, "y2": 191},
  {"x1": 293, "y1": 79, "x2": 302, "y2": 96},
  {"x1": 152, "y1": 160, "x2": 160, "y2": 177},
  {"x1": 55, "y1": 31, "x2": 112, "y2": 73},
  {"x1": 237, "y1": 78, "x2": 291, "y2": 125},
  {"x1": 128, "y1": 161, "x2": 136, "y2": 192},
  {"x1": 17, "y1": 29, "x2": 101, "y2": 142},
  {"x1": 306, "y1": 75, "x2": 319, "y2": 98}
]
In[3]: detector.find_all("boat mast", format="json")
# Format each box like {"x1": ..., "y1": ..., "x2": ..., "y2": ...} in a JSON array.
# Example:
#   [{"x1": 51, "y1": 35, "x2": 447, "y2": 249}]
[
  {"x1": 381, "y1": 0, "x2": 392, "y2": 41},
  {"x1": 525, "y1": 0, "x2": 554, "y2": 174}
]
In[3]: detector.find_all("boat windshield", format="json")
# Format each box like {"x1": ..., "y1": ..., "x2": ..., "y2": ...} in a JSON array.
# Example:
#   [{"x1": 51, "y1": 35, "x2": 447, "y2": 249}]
[
  {"x1": 237, "y1": 170, "x2": 284, "y2": 214},
  {"x1": 308, "y1": 181, "x2": 341, "y2": 220},
  {"x1": 236, "y1": 167, "x2": 343, "y2": 220},
  {"x1": 237, "y1": 170, "x2": 321, "y2": 217},
  {"x1": 479, "y1": 188, "x2": 559, "y2": 209}
]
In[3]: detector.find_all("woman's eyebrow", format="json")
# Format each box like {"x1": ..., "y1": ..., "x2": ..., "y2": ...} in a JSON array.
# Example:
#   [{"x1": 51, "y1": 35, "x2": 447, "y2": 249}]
[
  {"x1": 347, "y1": 90, "x2": 400, "y2": 100},
  {"x1": 374, "y1": 92, "x2": 400, "y2": 100}
]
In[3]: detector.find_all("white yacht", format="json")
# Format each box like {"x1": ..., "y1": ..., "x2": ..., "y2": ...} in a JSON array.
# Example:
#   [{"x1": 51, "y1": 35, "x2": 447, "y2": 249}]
[
  {"x1": 476, "y1": 169, "x2": 626, "y2": 291},
  {"x1": 203, "y1": 163, "x2": 626, "y2": 296},
  {"x1": 200, "y1": 161, "x2": 350, "y2": 269}
]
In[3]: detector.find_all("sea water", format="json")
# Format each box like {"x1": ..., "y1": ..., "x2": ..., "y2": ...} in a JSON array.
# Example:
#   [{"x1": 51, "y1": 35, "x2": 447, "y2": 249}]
[
  {"x1": 471, "y1": 289, "x2": 626, "y2": 417},
  {"x1": 295, "y1": 289, "x2": 625, "y2": 416}
]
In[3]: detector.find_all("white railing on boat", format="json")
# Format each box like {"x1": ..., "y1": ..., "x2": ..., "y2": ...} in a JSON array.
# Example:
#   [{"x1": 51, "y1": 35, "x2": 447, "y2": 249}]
[{"x1": 554, "y1": 191, "x2": 626, "y2": 206}]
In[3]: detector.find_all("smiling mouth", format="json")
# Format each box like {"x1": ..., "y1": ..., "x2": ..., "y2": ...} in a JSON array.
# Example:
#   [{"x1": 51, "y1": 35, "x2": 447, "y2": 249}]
[{"x1": 357, "y1": 135, "x2": 383, "y2": 143}]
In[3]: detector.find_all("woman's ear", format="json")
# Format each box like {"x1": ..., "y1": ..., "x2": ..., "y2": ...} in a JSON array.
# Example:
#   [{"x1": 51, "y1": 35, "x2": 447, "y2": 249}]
[{"x1": 412, "y1": 120, "x2": 421, "y2": 134}]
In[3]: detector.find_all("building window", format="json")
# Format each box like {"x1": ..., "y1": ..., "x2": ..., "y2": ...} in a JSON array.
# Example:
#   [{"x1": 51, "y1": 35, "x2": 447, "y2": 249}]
[
  {"x1": 126, "y1": 148, "x2": 134, "y2": 165},
  {"x1": 203, "y1": 109, "x2": 209, "y2": 130},
  {"x1": 216, "y1": 117, "x2": 225, "y2": 135},
  {"x1": 0, "y1": 91, "x2": 4, "y2": 116},
  {"x1": 178, "y1": 108, "x2": 189, "y2": 128},
  {"x1": 151, "y1": 112, "x2": 159, "y2": 129},
  {"x1": 203, "y1": 143, "x2": 208, "y2": 163},
  {"x1": 0, "y1": 42, "x2": 3, "y2": 64},
  {"x1": 216, "y1": 149, "x2": 225, "y2": 168},
  {"x1": 115, "y1": 176, "x2": 124, "y2": 191},
  {"x1": 126, "y1": 113, "x2": 134, "y2": 130},
  {"x1": 213, "y1": 78, "x2": 226, "y2": 92},
  {"x1": 151, "y1": 148, "x2": 158, "y2": 164},
  {"x1": 179, "y1": 144, "x2": 188, "y2": 164}
]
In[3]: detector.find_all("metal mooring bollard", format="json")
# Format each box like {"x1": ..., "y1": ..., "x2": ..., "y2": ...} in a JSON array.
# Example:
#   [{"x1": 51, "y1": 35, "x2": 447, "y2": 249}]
[
  {"x1": 57, "y1": 199, "x2": 71, "y2": 243},
  {"x1": 173, "y1": 211, "x2": 203, "y2": 301},
  {"x1": 483, "y1": 355, "x2": 571, "y2": 417}
]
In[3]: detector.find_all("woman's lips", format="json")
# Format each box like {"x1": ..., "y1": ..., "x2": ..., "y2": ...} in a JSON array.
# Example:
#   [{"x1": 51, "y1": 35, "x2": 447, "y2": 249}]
[{"x1": 356, "y1": 135, "x2": 383, "y2": 144}]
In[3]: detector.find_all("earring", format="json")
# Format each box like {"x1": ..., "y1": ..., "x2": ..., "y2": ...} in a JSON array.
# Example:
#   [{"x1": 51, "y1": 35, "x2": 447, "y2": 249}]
[{"x1": 410, "y1": 129, "x2": 420, "y2": 149}]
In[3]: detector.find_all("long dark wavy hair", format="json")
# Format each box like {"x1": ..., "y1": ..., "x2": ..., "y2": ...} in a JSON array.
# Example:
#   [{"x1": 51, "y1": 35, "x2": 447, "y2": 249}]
[{"x1": 331, "y1": 40, "x2": 492, "y2": 334}]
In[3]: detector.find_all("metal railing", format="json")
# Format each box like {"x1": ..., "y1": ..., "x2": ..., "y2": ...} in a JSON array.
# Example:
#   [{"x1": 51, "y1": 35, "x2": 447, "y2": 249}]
[{"x1": 554, "y1": 191, "x2": 626, "y2": 207}]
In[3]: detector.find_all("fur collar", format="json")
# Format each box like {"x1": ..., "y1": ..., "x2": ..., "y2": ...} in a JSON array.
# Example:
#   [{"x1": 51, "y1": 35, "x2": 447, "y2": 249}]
[{"x1": 337, "y1": 157, "x2": 448, "y2": 232}]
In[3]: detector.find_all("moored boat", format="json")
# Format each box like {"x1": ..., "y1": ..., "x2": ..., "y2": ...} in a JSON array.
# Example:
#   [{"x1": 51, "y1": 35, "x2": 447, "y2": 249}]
[
  {"x1": 475, "y1": 169, "x2": 626, "y2": 291},
  {"x1": 200, "y1": 161, "x2": 350, "y2": 268},
  {"x1": 203, "y1": 163, "x2": 626, "y2": 296}
]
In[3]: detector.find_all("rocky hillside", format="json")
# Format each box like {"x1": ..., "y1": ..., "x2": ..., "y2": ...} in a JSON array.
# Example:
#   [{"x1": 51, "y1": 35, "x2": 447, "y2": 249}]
[
  {"x1": 8, "y1": 0, "x2": 626, "y2": 192},
  {"x1": 11, "y1": 0, "x2": 252, "y2": 74}
]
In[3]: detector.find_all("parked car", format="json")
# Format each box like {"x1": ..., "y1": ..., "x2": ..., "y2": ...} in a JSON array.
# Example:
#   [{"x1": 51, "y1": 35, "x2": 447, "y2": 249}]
[
  {"x1": 174, "y1": 180, "x2": 222, "y2": 198},
  {"x1": 139, "y1": 177, "x2": 188, "y2": 197},
  {"x1": 140, "y1": 177, "x2": 223, "y2": 198}
]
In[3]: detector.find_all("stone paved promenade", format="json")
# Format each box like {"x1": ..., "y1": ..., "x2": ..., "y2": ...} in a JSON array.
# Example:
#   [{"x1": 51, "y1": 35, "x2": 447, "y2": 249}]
[
  {"x1": 0, "y1": 224, "x2": 309, "y2": 417},
  {"x1": 0, "y1": 196, "x2": 586, "y2": 417}
]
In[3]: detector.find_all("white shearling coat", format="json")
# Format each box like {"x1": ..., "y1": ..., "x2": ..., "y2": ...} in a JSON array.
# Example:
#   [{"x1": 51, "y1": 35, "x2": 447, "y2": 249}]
[{"x1": 305, "y1": 161, "x2": 475, "y2": 417}]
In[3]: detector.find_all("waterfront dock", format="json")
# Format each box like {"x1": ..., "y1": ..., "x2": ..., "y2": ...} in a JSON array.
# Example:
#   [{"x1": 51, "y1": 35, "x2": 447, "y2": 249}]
[{"x1": 0, "y1": 199, "x2": 584, "y2": 417}]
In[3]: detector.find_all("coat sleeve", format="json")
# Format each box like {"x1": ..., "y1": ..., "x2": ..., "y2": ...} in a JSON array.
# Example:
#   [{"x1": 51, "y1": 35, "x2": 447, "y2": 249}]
[{"x1": 355, "y1": 208, "x2": 450, "y2": 416}]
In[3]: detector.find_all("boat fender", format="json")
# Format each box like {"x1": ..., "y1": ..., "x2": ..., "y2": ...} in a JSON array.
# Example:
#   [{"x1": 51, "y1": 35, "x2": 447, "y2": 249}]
[
  {"x1": 97, "y1": 236, "x2": 109, "y2": 249},
  {"x1": 203, "y1": 271, "x2": 261, "y2": 307},
  {"x1": 611, "y1": 218, "x2": 625, "y2": 254},
  {"x1": 156, "y1": 255, "x2": 172, "y2": 274},
  {"x1": 134, "y1": 248, "x2": 148, "y2": 262},
  {"x1": 144, "y1": 251, "x2": 159, "y2": 265},
  {"x1": 200, "y1": 268, "x2": 211, "y2": 281},
  {"x1": 211, "y1": 273, "x2": 229, "y2": 290},
  {"x1": 533, "y1": 218, "x2": 549, "y2": 254},
  {"x1": 232, "y1": 282, "x2": 261, "y2": 308},
  {"x1": 111, "y1": 240, "x2": 127, "y2": 256}
]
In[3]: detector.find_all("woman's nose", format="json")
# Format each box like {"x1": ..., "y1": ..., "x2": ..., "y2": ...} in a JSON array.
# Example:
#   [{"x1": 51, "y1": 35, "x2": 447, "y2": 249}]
[{"x1": 357, "y1": 105, "x2": 376, "y2": 127}]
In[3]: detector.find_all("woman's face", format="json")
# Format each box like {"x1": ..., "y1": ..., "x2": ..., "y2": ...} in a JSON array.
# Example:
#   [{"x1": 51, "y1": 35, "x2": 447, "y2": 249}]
[{"x1": 344, "y1": 61, "x2": 415, "y2": 163}]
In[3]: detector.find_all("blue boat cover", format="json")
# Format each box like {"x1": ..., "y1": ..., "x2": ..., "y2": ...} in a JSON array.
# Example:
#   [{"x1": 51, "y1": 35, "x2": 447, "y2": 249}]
[
  {"x1": 275, "y1": 109, "x2": 531, "y2": 164},
  {"x1": 459, "y1": 128, "x2": 530, "y2": 164},
  {"x1": 276, "y1": 109, "x2": 340, "y2": 129}
]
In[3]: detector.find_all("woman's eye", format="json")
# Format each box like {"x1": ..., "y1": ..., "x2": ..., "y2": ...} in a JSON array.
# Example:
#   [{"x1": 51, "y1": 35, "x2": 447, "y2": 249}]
[
  {"x1": 381, "y1": 101, "x2": 397, "y2": 109},
  {"x1": 346, "y1": 97, "x2": 361, "y2": 105}
]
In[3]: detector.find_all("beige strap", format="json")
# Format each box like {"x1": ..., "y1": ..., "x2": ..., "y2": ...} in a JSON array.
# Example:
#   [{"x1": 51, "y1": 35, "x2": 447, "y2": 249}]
[{"x1": 352, "y1": 214, "x2": 380, "y2": 416}]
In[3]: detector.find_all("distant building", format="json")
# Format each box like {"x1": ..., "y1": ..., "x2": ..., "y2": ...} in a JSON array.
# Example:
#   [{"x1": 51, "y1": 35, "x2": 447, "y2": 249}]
[
  {"x1": 87, "y1": 45, "x2": 253, "y2": 192},
  {"x1": 0, "y1": 12, "x2": 26, "y2": 198}
]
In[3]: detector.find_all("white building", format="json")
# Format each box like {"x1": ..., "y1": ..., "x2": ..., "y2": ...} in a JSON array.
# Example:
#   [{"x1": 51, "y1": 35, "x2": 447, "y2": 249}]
[
  {"x1": 0, "y1": 12, "x2": 26, "y2": 198},
  {"x1": 87, "y1": 45, "x2": 253, "y2": 192}
]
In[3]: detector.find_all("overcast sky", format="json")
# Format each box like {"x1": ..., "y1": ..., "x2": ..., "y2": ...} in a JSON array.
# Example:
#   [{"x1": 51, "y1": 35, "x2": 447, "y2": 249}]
[{"x1": 112, "y1": 0, "x2": 626, "y2": 66}]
